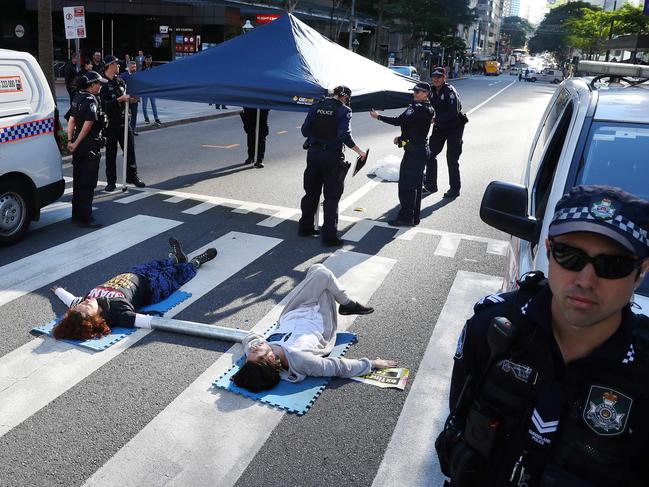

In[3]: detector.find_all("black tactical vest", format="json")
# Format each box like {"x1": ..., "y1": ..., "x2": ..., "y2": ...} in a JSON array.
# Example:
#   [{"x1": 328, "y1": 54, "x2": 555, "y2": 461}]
[{"x1": 310, "y1": 97, "x2": 340, "y2": 141}]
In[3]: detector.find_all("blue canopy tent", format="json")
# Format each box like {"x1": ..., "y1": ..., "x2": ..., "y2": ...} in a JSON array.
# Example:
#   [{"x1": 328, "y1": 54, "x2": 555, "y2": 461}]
[{"x1": 127, "y1": 13, "x2": 415, "y2": 112}]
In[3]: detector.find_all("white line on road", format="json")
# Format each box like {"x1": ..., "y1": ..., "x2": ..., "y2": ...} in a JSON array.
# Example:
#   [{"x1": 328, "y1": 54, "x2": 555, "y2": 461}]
[
  {"x1": 182, "y1": 201, "x2": 219, "y2": 215},
  {"x1": 0, "y1": 231, "x2": 282, "y2": 439},
  {"x1": 84, "y1": 250, "x2": 396, "y2": 487},
  {"x1": 0, "y1": 215, "x2": 181, "y2": 308},
  {"x1": 29, "y1": 202, "x2": 96, "y2": 232},
  {"x1": 339, "y1": 178, "x2": 382, "y2": 212},
  {"x1": 466, "y1": 80, "x2": 517, "y2": 116},
  {"x1": 372, "y1": 271, "x2": 501, "y2": 487},
  {"x1": 164, "y1": 196, "x2": 186, "y2": 203},
  {"x1": 257, "y1": 209, "x2": 300, "y2": 228}
]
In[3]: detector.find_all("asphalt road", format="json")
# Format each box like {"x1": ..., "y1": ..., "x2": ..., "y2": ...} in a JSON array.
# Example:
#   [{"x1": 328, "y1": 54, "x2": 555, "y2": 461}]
[{"x1": 0, "y1": 75, "x2": 557, "y2": 487}]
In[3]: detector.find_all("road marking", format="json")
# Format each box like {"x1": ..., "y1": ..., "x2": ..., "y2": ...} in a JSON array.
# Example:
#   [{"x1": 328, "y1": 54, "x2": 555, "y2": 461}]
[
  {"x1": 339, "y1": 178, "x2": 382, "y2": 212},
  {"x1": 164, "y1": 196, "x2": 186, "y2": 203},
  {"x1": 0, "y1": 231, "x2": 282, "y2": 439},
  {"x1": 84, "y1": 250, "x2": 396, "y2": 487},
  {"x1": 257, "y1": 209, "x2": 300, "y2": 227},
  {"x1": 276, "y1": 130, "x2": 288, "y2": 135},
  {"x1": 201, "y1": 144, "x2": 240, "y2": 149},
  {"x1": 372, "y1": 271, "x2": 501, "y2": 487},
  {"x1": 0, "y1": 215, "x2": 181, "y2": 308},
  {"x1": 29, "y1": 202, "x2": 96, "y2": 231},
  {"x1": 466, "y1": 80, "x2": 517, "y2": 116},
  {"x1": 182, "y1": 201, "x2": 219, "y2": 215}
]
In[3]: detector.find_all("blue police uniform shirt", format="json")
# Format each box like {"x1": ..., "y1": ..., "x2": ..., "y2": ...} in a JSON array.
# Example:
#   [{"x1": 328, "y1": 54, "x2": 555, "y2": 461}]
[
  {"x1": 377, "y1": 101, "x2": 434, "y2": 142},
  {"x1": 301, "y1": 97, "x2": 356, "y2": 151},
  {"x1": 430, "y1": 83, "x2": 462, "y2": 127}
]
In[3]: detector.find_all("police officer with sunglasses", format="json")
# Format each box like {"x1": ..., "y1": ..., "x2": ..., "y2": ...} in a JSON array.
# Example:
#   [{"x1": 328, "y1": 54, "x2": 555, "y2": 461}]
[{"x1": 437, "y1": 185, "x2": 649, "y2": 487}]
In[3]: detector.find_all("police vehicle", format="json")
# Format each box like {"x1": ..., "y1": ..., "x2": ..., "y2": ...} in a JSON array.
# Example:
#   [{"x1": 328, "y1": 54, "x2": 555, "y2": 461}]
[
  {"x1": 480, "y1": 61, "x2": 649, "y2": 316},
  {"x1": 0, "y1": 49, "x2": 65, "y2": 245}
]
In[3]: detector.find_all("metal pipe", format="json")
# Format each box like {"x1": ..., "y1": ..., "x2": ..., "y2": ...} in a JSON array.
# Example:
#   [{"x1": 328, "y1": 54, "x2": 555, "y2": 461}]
[
  {"x1": 150, "y1": 316, "x2": 248, "y2": 342},
  {"x1": 121, "y1": 102, "x2": 129, "y2": 191},
  {"x1": 254, "y1": 108, "x2": 260, "y2": 163},
  {"x1": 101, "y1": 19, "x2": 104, "y2": 58}
]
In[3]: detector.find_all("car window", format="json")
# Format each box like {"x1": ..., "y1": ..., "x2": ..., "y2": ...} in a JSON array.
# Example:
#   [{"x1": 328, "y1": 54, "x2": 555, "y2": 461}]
[
  {"x1": 390, "y1": 67, "x2": 409, "y2": 76},
  {"x1": 574, "y1": 121, "x2": 649, "y2": 296}
]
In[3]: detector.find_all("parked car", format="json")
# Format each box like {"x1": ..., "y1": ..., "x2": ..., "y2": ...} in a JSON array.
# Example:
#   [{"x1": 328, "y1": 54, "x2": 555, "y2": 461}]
[
  {"x1": 523, "y1": 68, "x2": 539, "y2": 81},
  {"x1": 527, "y1": 68, "x2": 564, "y2": 84},
  {"x1": 509, "y1": 67, "x2": 519, "y2": 76},
  {"x1": 0, "y1": 49, "x2": 65, "y2": 245},
  {"x1": 480, "y1": 60, "x2": 649, "y2": 316},
  {"x1": 388, "y1": 65, "x2": 420, "y2": 80}
]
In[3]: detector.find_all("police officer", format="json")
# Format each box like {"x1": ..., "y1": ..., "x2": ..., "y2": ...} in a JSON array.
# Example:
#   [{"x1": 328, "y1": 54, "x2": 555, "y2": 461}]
[
  {"x1": 438, "y1": 185, "x2": 649, "y2": 486},
  {"x1": 370, "y1": 82, "x2": 434, "y2": 227},
  {"x1": 240, "y1": 107, "x2": 269, "y2": 168},
  {"x1": 67, "y1": 71, "x2": 108, "y2": 228},
  {"x1": 425, "y1": 67, "x2": 467, "y2": 199},
  {"x1": 298, "y1": 86, "x2": 366, "y2": 247},
  {"x1": 100, "y1": 54, "x2": 145, "y2": 192}
]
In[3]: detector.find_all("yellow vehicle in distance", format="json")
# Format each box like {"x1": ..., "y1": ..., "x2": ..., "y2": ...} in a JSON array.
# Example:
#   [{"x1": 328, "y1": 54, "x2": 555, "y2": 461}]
[{"x1": 484, "y1": 60, "x2": 501, "y2": 76}]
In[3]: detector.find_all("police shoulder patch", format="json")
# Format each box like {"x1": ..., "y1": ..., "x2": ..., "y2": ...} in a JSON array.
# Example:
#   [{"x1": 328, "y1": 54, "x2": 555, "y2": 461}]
[
  {"x1": 405, "y1": 107, "x2": 414, "y2": 115},
  {"x1": 583, "y1": 385, "x2": 633, "y2": 436},
  {"x1": 473, "y1": 293, "x2": 507, "y2": 313},
  {"x1": 346, "y1": 112, "x2": 352, "y2": 120}
]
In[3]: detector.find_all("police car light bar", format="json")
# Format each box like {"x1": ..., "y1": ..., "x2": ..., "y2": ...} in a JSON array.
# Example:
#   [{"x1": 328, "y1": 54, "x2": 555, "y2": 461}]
[{"x1": 578, "y1": 60, "x2": 649, "y2": 78}]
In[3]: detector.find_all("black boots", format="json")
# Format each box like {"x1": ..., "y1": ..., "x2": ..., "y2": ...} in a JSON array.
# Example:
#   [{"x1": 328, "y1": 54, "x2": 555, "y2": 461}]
[
  {"x1": 190, "y1": 248, "x2": 218, "y2": 269},
  {"x1": 169, "y1": 237, "x2": 188, "y2": 264},
  {"x1": 338, "y1": 301, "x2": 374, "y2": 315}
]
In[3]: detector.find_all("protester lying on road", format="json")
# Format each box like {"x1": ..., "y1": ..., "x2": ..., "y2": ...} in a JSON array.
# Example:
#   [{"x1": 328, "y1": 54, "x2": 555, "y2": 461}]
[
  {"x1": 50, "y1": 238, "x2": 217, "y2": 340},
  {"x1": 232, "y1": 264, "x2": 396, "y2": 392}
]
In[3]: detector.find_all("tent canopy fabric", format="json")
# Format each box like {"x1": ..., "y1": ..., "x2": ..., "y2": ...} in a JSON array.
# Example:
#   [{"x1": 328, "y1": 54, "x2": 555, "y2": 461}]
[{"x1": 127, "y1": 13, "x2": 415, "y2": 112}]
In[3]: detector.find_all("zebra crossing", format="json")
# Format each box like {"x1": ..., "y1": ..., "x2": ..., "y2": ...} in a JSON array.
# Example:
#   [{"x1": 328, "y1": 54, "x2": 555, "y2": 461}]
[{"x1": 1, "y1": 179, "x2": 506, "y2": 486}]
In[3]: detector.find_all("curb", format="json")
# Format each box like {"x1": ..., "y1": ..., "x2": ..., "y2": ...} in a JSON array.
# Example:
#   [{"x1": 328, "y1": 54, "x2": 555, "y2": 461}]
[{"x1": 62, "y1": 108, "x2": 243, "y2": 162}]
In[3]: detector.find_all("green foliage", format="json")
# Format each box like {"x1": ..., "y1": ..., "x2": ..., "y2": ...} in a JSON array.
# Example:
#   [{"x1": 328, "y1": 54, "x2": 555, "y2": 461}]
[
  {"x1": 500, "y1": 16, "x2": 535, "y2": 47},
  {"x1": 528, "y1": 1, "x2": 596, "y2": 60},
  {"x1": 57, "y1": 130, "x2": 70, "y2": 157},
  {"x1": 384, "y1": 0, "x2": 474, "y2": 42}
]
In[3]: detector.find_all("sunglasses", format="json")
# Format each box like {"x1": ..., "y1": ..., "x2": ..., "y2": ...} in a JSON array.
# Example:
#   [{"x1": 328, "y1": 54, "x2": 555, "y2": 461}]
[{"x1": 549, "y1": 241, "x2": 641, "y2": 279}]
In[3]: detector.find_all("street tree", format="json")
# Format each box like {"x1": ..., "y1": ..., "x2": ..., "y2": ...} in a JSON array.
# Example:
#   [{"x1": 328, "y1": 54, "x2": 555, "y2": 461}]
[
  {"x1": 565, "y1": 7, "x2": 609, "y2": 59},
  {"x1": 37, "y1": 0, "x2": 55, "y2": 98},
  {"x1": 500, "y1": 16, "x2": 535, "y2": 48},
  {"x1": 528, "y1": 1, "x2": 596, "y2": 61}
]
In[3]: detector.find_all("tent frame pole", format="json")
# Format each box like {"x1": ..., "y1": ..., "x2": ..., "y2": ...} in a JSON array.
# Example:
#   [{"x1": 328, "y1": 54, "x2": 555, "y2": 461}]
[
  {"x1": 254, "y1": 108, "x2": 260, "y2": 163},
  {"x1": 121, "y1": 103, "x2": 129, "y2": 191},
  {"x1": 150, "y1": 316, "x2": 248, "y2": 342}
]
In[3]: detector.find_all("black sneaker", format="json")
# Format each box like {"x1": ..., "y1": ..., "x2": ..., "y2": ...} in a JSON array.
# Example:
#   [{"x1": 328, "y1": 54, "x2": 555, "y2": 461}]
[
  {"x1": 298, "y1": 228, "x2": 321, "y2": 237},
  {"x1": 253, "y1": 161, "x2": 264, "y2": 168},
  {"x1": 244, "y1": 158, "x2": 254, "y2": 165},
  {"x1": 168, "y1": 237, "x2": 188, "y2": 264},
  {"x1": 443, "y1": 190, "x2": 460, "y2": 199},
  {"x1": 422, "y1": 185, "x2": 438, "y2": 194},
  {"x1": 388, "y1": 219, "x2": 415, "y2": 227},
  {"x1": 154, "y1": 119, "x2": 162, "y2": 126},
  {"x1": 190, "y1": 248, "x2": 218, "y2": 269},
  {"x1": 77, "y1": 219, "x2": 103, "y2": 229},
  {"x1": 144, "y1": 119, "x2": 151, "y2": 124},
  {"x1": 322, "y1": 238, "x2": 345, "y2": 248},
  {"x1": 126, "y1": 177, "x2": 146, "y2": 188},
  {"x1": 339, "y1": 301, "x2": 374, "y2": 315},
  {"x1": 104, "y1": 184, "x2": 116, "y2": 192}
]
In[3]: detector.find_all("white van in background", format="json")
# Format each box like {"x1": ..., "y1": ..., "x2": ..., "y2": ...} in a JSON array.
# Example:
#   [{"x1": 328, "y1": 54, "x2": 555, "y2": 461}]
[{"x1": 0, "y1": 49, "x2": 64, "y2": 245}]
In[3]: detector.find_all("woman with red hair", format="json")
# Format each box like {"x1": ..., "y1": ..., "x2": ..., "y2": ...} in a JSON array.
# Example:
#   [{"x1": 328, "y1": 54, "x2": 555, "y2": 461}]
[{"x1": 51, "y1": 238, "x2": 217, "y2": 340}]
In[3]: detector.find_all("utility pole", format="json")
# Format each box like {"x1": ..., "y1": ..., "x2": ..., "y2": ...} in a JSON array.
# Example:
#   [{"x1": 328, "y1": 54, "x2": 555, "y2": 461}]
[
  {"x1": 37, "y1": 0, "x2": 55, "y2": 99},
  {"x1": 605, "y1": 0, "x2": 617, "y2": 61},
  {"x1": 348, "y1": 0, "x2": 356, "y2": 50}
]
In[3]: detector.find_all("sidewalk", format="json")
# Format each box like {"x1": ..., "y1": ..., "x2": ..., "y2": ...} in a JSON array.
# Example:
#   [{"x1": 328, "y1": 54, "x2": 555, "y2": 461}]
[{"x1": 55, "y1": 79, "x2": 241, "y2": 132}]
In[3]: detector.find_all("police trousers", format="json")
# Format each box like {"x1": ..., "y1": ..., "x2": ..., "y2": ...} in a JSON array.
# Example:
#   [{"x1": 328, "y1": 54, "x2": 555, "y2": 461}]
[
  {"x1": 398, "y1": 144, "x2": 429, "y2": 224},
  {"x1": 72, "y1": 145, "x2": 101, "y2": 223},
  {"x1": 299, "y1": 146, "x2": 348, "y2": 242},
  {"x1": 105, "y1": 123, "x2": 138, "y2": 185},
  {"x1": 426, "y1": 123, "x2": 464, "y2": 192}
]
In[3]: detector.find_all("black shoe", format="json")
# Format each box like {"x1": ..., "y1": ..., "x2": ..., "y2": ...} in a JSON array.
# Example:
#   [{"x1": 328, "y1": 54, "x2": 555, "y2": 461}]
[
  {"x1": 78, "y1": 219, "x2": 103, "y2": 229},
  {"x1": 104, "y1": 184, "x2": 116, "y2": 192},
  {"x1": 443, "y1": 190, "x2": 460, "y2": 199},
  {"x1": 154, "y1": 119, "x2": 162, "y2": 126},
  {"x1": 253, "y1": 161, "x2": 264, "y2": 168},
  {"x1": 339, "y1": 301, "x2": 374, "y2": 316},
  {"x1": 144, "y1": 119, "x2": 151, "y2": 124},
  {"x1": 298, "y1": 228, "x2": 321, "y2": 237},
  {"x1": 133, "y1": 131, "x2": 139, "y2": 136},
  {"x1": 422, "y1": 185, "x2": 438, "y2": 194},
  {"x1": 126, "y1": 178, "x2": 146, "y2": 188},
  {"x1": 190, "y1": 248, "x2": 218, "y2": 269},
  {"x1": 322, "y1": 238, "x2": 345, "y2": 248},
  {"x1": 244, "y1": 158, "x2": 254, "y2": 165},
  {"x1": 168, "y1": 237, "x2": 188, "y2": 264},
  {"x1": 388, "y1": 219, "x2": 415, "y2": 227}
]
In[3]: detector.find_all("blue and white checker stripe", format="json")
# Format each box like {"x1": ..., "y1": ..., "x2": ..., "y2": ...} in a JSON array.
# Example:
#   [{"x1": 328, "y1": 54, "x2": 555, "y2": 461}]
[
  {"x1": 0, "y1": 117, "x2": 54, "y2": 145},
  {"x1": 553, "y1": 206, "x2": 649, "y2": 248}
]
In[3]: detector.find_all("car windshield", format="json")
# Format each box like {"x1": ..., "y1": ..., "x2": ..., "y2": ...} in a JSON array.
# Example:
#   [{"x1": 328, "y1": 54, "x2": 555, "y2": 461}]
[
  {"x1": 575, "y1": 121, "x2": 649, "y2": 295},
  {"x1": 390, "y1": 67, "x2": 410, "y2": 76}
]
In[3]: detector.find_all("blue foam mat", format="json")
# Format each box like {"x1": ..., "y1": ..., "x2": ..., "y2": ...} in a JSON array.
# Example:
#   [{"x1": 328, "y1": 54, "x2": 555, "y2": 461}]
[
  {"x1": 213, "y1": 331, "x2": 358, "y2": 415},
  {"x1": 33, "y1": 290, "x2": 192, "y2": 351}
]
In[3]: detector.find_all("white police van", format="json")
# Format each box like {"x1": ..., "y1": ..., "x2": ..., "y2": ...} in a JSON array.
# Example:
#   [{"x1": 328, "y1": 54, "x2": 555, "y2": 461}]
[
  {"x1": 0, "y1": 49, "x2": 64, "y2": 245},
  {"x1": 480, "y1": 61, "x2": 649, "y2": 316}
]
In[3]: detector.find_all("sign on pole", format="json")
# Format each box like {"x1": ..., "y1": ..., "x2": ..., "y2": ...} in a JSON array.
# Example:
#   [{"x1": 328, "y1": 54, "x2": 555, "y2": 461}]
[{"x1": 63, "y1": 6, "x2": 86, "y2": 39}]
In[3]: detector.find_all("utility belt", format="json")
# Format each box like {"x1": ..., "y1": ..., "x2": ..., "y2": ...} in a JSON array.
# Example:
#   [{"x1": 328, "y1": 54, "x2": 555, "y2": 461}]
[
  {"x1": 396, "y1": 137, "x2": 427, "y2": 151},
  {"x1": 304, "y1": 140, "x2": 342, "y2": 152}
]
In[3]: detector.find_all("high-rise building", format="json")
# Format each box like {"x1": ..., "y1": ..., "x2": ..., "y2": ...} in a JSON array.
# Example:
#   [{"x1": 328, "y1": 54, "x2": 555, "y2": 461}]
[{"x1": 509, "y1": 0, "x2": 522, "y2": 17}]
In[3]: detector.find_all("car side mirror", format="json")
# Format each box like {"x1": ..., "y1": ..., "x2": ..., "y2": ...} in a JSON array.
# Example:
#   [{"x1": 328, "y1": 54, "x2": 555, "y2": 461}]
[{"x1": 480, "y1": 181, "x2": 539, "y2": 242}]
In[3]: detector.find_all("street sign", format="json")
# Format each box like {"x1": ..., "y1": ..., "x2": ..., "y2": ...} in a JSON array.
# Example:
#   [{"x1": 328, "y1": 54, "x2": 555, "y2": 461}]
[
  {"x1": 256, "y1": 14, "x2": 280, "y2": 23},
  {"x1": 14, "y1": 24, "x2": 25, "y2": 38},
  {"x1": 63, "y1": 6, "x2": 86, "y2": 40}
]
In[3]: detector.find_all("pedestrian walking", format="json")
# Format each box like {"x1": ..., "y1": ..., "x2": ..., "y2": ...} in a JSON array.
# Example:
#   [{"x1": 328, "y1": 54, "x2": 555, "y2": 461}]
[
  {"x1": 370, "y1": 82, "x2": 434, "y2": 227},
  {"x1": 424, "y1": 67, "x2": 467, "y2": 199},
  {"x1": 91, "y1": 51, "x2": 104, "y2": 74},
  {"x1": 518, "y1": 68, "x2": 523, "y2": 81},
  {"x1": 141, "y1": 55, "x2": 161, "y2": 126},
  {"x1": 240, "y1": 107, "x2": 269, "y2": 168},
  {"x1": 298, "y1": 86, "x2": 366, "y2": 247},
  {"x1": 120, "y1": 60, "x2": 140, "y2": 135},
  {"x1": 437, "y1": 185, "x2": 649, "y2": 487},
  {"x1": 99, "y1": 55, "x2": 145, "y2": 191},
  {"x1": 66, "y1": 71, "x2": 107, "y2": 228},
  {"x1": 64, "y1": 52, "x2": 79, "y2": 104}
]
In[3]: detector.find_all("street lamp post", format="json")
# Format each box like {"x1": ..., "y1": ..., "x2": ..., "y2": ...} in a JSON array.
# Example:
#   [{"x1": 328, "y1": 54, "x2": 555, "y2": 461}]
[
  {"x1": 348, "y1": 0, "x2": 357, "y2": 50},
  {"x1": 242, "y1": 20, "x2": 254, "y2": 34}
]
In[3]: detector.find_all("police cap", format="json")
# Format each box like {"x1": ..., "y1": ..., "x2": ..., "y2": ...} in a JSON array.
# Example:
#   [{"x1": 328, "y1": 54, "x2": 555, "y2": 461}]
[
  {"x1": 549, "y1": 185, "x2": 649, "y2": 258},
  {"x1": 431, "y1": 67, "x2": 446, "y2": 77},
  {"x1": 333, "y1": 85, "x2": 352, "y2": 99},
  {"x1": 81, "y1": 71, "x2": 108, "y2": 88},
  {"x1": 103, "y1": 54, "x2": 119, "y2": 66},
  {"x1": 412, "y1": 82, "x2": 431, "y2": 92}
]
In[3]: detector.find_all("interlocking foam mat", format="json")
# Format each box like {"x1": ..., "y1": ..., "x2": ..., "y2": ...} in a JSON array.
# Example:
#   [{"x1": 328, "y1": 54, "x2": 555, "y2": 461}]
[
  {"x1": 213, "y1": 331, "x2": 358, "y2": 415},
  {"x1": 32, "y1": 290, "x2": 192, "y2": 351}
]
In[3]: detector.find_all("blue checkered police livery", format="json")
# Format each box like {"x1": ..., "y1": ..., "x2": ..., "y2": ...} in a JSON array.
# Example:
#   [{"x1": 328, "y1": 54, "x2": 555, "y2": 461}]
[{"x1": 0, "y1": 117, "x2": 55, "y2": 145}]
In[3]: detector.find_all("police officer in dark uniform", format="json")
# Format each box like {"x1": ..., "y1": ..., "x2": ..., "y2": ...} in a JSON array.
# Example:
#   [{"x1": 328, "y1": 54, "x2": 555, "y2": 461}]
[
  {"x1": 437, "y1": 185, "x2": 649, "y2": 487},
  {"x1": 100, "y1": 54, "x2": 145, "y2": 192},
  {"x1": 298, "y1": 86, "x2": 367, "y2": 247},
  {"x1": 370, "y1": 82, "x2": 434, "y2": 227},
  {"x1": 67, "y1": 71, "x2": 108, "y2": 228},
  {"x1": 425, "y1": 67, "x2": 467, "y2": 199}
]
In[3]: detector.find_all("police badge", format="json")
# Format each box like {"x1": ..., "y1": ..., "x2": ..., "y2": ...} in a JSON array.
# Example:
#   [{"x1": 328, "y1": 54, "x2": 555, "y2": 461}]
[
  {"x1": 590, "y1": 198, "x2": 617, "y2": 220},
  {"x1": 583, "y1": 386, "x2": 633, "y2": 436}
]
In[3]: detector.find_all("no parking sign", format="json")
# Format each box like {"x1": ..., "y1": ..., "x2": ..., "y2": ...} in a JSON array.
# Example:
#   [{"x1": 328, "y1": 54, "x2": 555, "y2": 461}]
[{"x1": 63, "y1": 6, "x2": 86, "y2": 39}]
